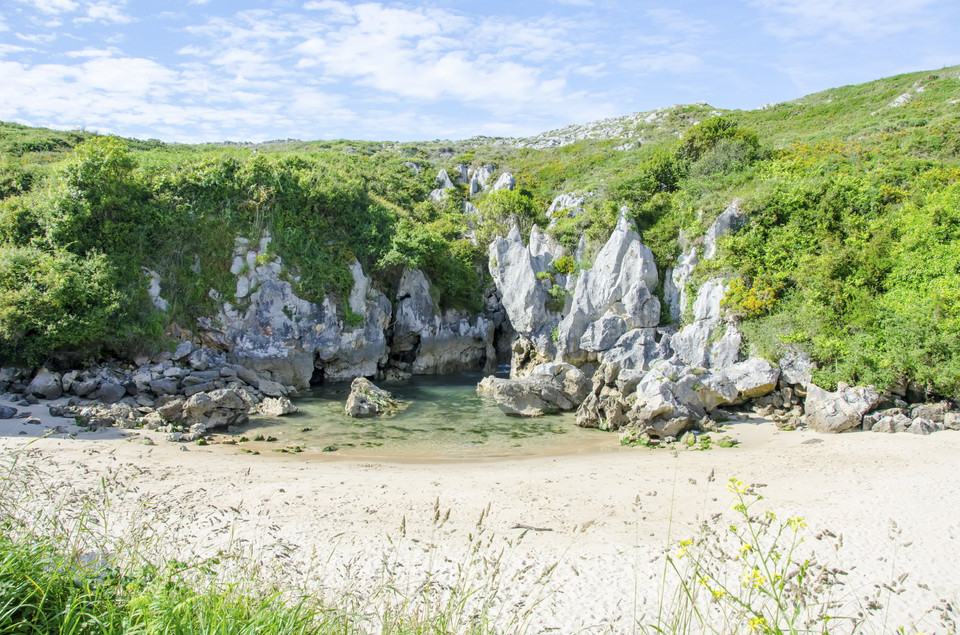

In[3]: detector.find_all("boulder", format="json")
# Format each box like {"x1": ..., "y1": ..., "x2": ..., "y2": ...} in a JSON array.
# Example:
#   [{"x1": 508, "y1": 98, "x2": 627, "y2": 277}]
[
  {"x1": 478, "y1": 364, "x2": 590, "y2": 417},
  {"x1": 909, "y1": 402, "x2": 950, "y2": 422},
  {"x1": 345, "y1": 378, "x2": 402, "y2": 418},
  {"x1": 905, "y1": 418, "x2": 942, "y2": 435},
  {"x1": 157, "y1": 397, "x2": 186, "y2": 422},
  {"x1": 0, "y1": 405, "x2": 16, "y2": 419},
  {"x1": 180, "y1": 388, "x2": 249, "y2": 430},
  {"x1": 945, "y1": 412, "x2": 960, "y2": 431},
  {"x1": 149, "y1": 377, "x2": 180, "y2": 396},
  {"x1": 804, "y1": 383, "x2": 880, "y2": 433},
  {"x1": 708, "y1": 358, "x2": 780, "y2": 404},
  {"x1": 258, "y1": 379, "x2": 287, "y2": 398},
  {"x1": 172, "y1": 341, "x2": 194, "y2": 361},
  {"x1": 25, "y1": 368, "x2": 62, "y2": 400},
  {"x1": 258, "y1": 397, "x2": 299, "y2": 417},
  {"x1": 97, "y1": 381, "x2": 127, "y2": 404}
]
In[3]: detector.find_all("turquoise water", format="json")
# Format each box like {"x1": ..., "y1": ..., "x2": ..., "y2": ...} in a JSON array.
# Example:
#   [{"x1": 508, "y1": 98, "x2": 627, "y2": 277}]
[{"x1": 234, "y1": 372, "x2": 613, "y2": 460}]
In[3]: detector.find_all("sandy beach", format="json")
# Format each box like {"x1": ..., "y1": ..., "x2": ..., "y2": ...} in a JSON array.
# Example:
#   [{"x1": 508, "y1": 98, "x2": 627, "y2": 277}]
[{"x1": 2, "y1": 394, "x2": 958, "y2": 633}]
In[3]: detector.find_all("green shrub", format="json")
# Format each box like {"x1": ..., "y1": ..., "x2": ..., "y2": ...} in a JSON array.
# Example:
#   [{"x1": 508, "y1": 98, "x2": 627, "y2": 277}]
[{"x1": 0, "y1": 246, "x2": 121, "y2": 363}]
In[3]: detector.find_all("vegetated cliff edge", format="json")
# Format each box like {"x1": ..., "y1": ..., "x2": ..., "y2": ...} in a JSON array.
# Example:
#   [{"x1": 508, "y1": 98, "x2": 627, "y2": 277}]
[{"x1": 1, "y1": 65, "x2": 959, "y2": 426}]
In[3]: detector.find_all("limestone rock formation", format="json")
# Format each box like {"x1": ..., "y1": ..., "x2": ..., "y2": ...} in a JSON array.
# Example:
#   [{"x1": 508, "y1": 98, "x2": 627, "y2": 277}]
[
  {"x1": 345, "y1": 378, "x2": 402, "y2": 418},
  {"x1": 556, "y1": 211, "x2": 659, "y2": 364},
  {"x1": 670, "y1": 279, "x2": 743, "y2": 369},
  {"x1": 392, "y1": 268, "x2": 495, "y2": 375},
  {"x1": 488, "y1": 226, "x2": 559, "y2": 372},
  {"x1": 702, "y1": 200, "x2": 746, "y2": 261},
  {"x1": 804, "y1": 383, "x2": 880, "y2": 433},
  {"x1": 492, "y1": 172, "x2": 516, "y2": 192},
  {"x1": 477, "y1": 363, "x2": 590, "y2": 417}
]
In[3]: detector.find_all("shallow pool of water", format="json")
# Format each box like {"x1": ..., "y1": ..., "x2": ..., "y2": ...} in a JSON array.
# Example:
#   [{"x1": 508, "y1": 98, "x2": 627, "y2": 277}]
[{"x1": 233, "y1": 372, "x2": 614, "y2": 460}]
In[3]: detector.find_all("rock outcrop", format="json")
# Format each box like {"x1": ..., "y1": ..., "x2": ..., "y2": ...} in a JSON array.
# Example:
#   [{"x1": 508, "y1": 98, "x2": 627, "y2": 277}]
[
  {"x1": 556, "y1": 210, "x2": 659, "y2": 365},
  {"x1": 488, "y1": 225, "x2": 560, "y2": 373},
  {"x1": 199, "y1": 233, "x2": 495, "y2": 388},
  {"x1": 576, "y1": 357, "x2": 780, "y2": 439},
  {"x1": 391, "y1": 269, "x2": 495, "y2": 375}
]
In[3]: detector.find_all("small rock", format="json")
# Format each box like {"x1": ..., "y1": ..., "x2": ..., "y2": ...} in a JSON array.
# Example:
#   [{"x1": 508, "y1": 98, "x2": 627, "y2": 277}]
[
  {"x1": 0, "y1": 405, "x2": 17, "y2": 419},
  {"x1": 172, "y1": 341, "x2": 194, "y2": 361}
]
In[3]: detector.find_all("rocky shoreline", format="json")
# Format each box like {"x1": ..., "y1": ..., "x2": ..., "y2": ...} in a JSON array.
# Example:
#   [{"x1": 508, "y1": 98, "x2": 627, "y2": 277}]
[{"x1": 2, "y1": 193, "x2": 958, "y2": 445}]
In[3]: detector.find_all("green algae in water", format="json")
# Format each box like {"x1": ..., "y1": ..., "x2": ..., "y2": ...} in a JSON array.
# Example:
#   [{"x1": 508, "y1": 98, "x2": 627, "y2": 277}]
[{"x1": 238, "y1": 372, "x2": 611, "y2": 459}]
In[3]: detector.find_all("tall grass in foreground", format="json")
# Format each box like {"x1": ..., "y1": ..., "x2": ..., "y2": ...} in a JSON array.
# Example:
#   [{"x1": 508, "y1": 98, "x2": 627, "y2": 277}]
[
  {"x1": 0, "y1": 447, "x2": 555, "y2": 634},
  {"x1": 1, "y1": 445, "x2": 957, "y2": 634}
]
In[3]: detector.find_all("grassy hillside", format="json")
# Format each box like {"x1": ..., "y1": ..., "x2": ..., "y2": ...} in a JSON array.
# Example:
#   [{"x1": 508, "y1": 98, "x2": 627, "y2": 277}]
[{"x1": 2, "y1": 65, "x2": 959, "y2": 395}]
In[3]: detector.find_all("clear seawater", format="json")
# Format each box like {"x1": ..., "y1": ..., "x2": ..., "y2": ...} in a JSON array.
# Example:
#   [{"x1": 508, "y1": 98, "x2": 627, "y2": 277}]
[{"x1": 232, "y1": 372, "x2": 613, "y2": 460}]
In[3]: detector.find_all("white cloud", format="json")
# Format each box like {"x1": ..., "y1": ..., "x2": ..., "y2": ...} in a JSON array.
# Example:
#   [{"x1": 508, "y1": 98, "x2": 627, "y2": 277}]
[
  {"x1": 0, "y1": 44, "x2": 28, "y2": 57},
  {"x1": 15, "y1": 32, "x2": 57, "y2": 44},
  {"x1": 0, "y1": 0, "x2": 620, "y2": 140},
  {"x1": 16, "y1": 0, "x2": 80, "y2": 15},
  {"x1": 749, "y1": 0, "x2": 940, "y2": 39},
  {"x1": 291, "y1": 1, "x2": 600, "y2": 120},
  {"x1": 13, "y1": 0, "x2": 132, "y2": 24}
]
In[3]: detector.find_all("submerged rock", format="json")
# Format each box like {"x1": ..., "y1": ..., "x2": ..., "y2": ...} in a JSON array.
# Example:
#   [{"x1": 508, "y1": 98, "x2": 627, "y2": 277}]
[
  {"x1": 258, "y1": 396, "x2": 299, "y2": 417},
  {"x1": 345, "y1": 378, "x2": 403, "y2": 418}
]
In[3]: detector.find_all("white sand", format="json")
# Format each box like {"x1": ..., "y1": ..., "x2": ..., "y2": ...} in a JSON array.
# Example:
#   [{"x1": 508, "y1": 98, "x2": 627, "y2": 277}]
[{"x1": 2, "y1": 394, "x2": 959, "y2": 633}]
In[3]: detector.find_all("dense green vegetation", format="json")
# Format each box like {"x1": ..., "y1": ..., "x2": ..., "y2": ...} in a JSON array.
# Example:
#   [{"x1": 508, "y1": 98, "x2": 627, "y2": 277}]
[{"x1": 2, "y1": 65, "x2": 959, "y2": 396}]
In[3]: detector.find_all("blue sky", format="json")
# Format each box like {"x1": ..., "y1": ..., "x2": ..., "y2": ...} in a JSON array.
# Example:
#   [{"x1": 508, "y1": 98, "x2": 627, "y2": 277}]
[{"x1": 1, "y1": 0, "x2": 958, "y2": 143}]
